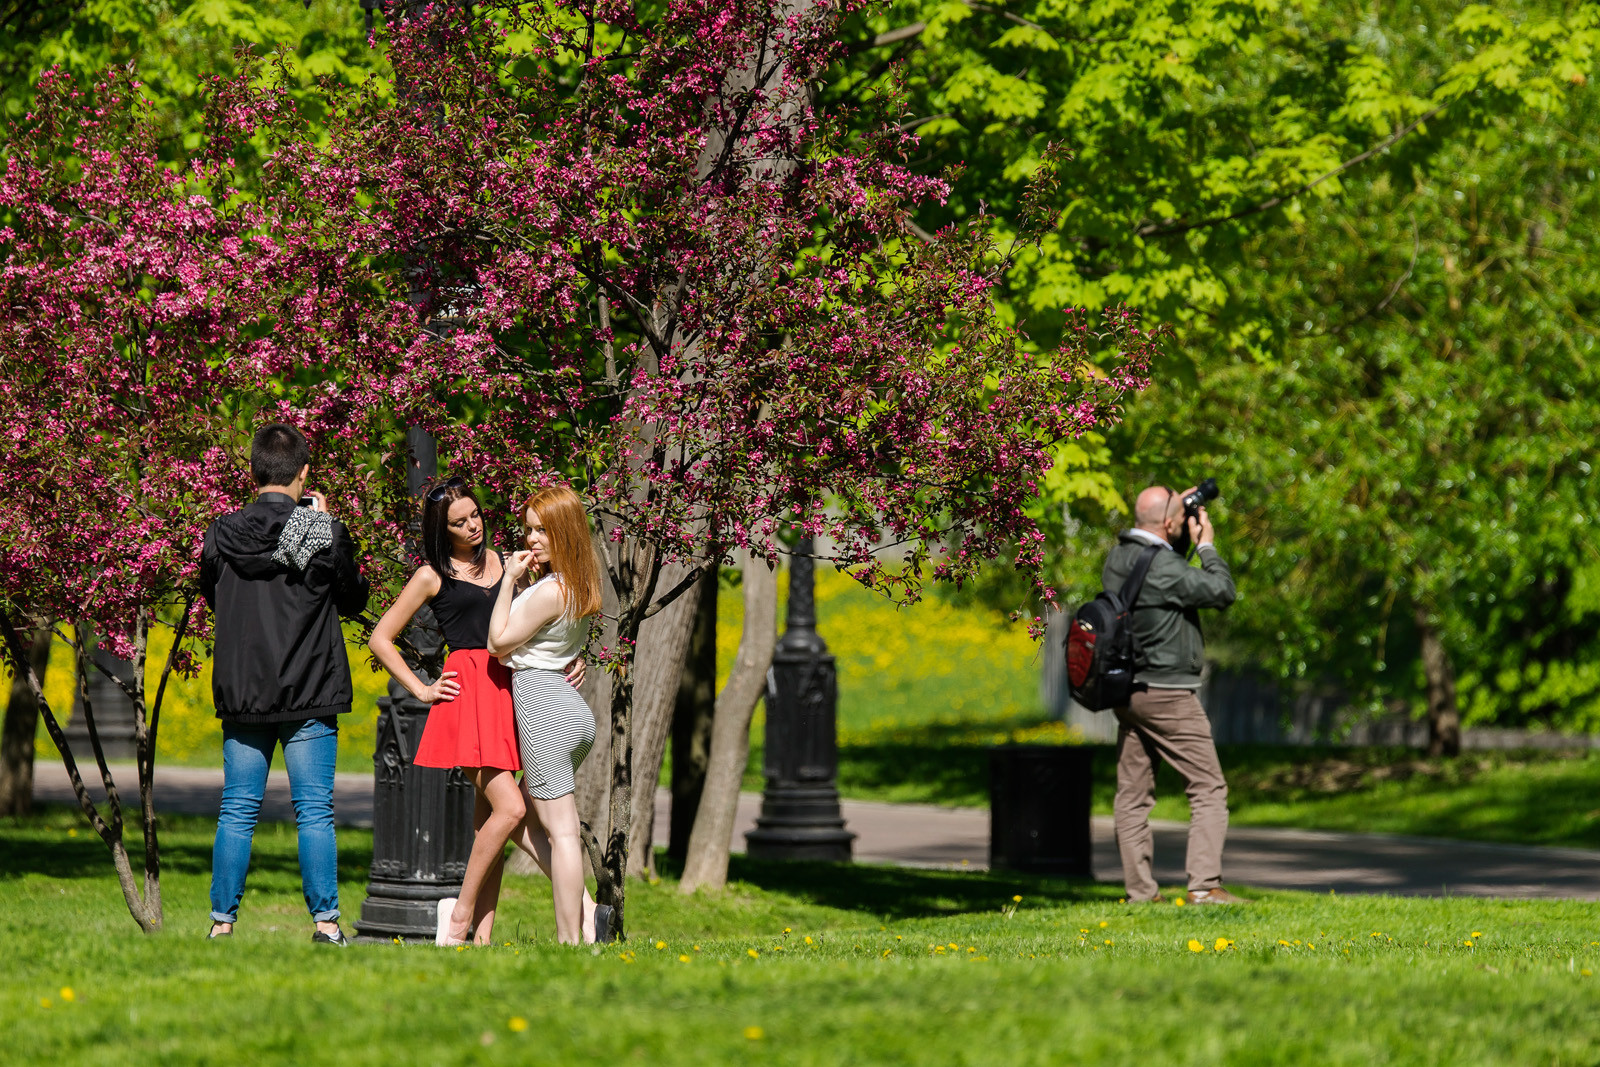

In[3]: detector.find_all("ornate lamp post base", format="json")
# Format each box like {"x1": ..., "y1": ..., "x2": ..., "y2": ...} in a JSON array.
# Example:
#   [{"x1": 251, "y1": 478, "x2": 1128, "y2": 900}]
[
  {"x1": 354, "y1": 679, "x2": 475, "y2": 941},
  {"x1": 745, "y1": 783, "x2": 854, "y2": 861}
]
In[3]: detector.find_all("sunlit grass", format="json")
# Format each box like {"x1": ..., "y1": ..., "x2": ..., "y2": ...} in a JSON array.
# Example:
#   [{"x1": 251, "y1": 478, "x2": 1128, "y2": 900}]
[{"x1": 4, "y1": 810, "x2": 1599, "y2": 1065}]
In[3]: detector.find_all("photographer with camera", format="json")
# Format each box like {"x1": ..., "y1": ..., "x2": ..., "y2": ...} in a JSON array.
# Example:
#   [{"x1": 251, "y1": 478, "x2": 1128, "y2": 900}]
[{"x1": 1102, "y1": 481, "x2": 1242, "y2": 904}]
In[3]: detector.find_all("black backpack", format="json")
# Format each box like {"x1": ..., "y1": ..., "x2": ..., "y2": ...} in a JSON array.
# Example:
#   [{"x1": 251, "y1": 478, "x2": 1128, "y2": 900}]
[{"x1": 1065, "y1": 545, "x2": 1160, "y2": 711}]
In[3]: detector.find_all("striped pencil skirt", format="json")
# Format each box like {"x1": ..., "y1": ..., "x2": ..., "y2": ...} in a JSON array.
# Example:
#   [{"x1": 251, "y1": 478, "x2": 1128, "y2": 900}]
[{"x1": 512, "y1": 668, "x2": 597, "y2": 801}]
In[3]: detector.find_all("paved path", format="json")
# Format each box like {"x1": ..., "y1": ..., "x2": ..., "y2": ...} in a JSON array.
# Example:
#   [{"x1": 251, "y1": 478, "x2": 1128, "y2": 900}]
[{"x1": 32, "y1": 762, "x2": 1600, "y2": 900}]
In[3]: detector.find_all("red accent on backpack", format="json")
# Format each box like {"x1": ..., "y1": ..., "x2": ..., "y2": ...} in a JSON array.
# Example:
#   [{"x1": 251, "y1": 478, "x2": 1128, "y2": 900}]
[{"x1": 1066, "y1": 620, "x2": 1096, "y2": 688}]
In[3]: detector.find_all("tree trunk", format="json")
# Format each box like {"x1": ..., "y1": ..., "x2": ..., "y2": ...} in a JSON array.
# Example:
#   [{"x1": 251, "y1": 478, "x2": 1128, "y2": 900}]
[
  {"x1": 1415, "y1": 610, "x2": 1461, "y2": 758},
  {"x1": 668, "y1": 572, "x2": 718, "y2": 865},
  {"x1": 623, "y1": 558, "x2": 701, "y2": 878},
  {"x1": 0, "y1": 625, "x2": 51, "y2": 816},
  {"x1": 679, "y1": 551, "x2": 776, "y2": 893}
]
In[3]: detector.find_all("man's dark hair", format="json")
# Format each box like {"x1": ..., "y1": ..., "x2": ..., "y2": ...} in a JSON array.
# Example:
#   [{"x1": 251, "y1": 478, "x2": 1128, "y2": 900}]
[{"x1": 250, "y1": 423, "x2": 311, "y2": 488}]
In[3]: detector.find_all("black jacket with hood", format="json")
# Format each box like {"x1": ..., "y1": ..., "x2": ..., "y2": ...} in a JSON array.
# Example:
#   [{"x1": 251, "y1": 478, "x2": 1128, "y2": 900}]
[{"x1": 200, "y1": 492, "x2": 371, "y2": 724}]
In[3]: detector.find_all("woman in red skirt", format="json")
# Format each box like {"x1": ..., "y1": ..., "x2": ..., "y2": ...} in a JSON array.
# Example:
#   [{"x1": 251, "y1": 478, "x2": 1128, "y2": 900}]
[{"x1": 368, "y1": 478, "x2": 589, "y2": 945}]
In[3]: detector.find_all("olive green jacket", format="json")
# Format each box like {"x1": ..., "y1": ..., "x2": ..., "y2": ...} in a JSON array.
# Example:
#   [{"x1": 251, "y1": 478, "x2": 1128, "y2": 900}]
[{"x1": 1101, "y1": 533, "x2": 1236, "y2": 689}]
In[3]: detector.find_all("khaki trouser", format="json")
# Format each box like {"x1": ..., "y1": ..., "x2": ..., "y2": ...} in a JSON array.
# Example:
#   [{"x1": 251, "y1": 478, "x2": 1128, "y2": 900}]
[{"x1": 1113, "y1": 687, "x2": 1229, "y2": 901}]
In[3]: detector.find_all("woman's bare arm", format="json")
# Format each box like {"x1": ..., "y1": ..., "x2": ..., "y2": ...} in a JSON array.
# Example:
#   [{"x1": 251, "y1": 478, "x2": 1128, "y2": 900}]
[
  {"x1": 488, "y1": 552, "x2": 564, "y2": 656},
  {"x1": 368, "y1": 567, "x2": 459, "y2": 703}
]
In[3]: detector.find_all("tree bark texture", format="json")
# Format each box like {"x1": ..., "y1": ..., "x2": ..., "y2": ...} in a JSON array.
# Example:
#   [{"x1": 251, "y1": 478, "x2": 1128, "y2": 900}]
[
  {"x1": 0, "y1": 625, "x2": 51, "y2": 816},
  {"x1": 668, "y1": 572, "x2": 718, "y2": 864},
  {"x1": 679, "y1": 551, "x2": 776, "y2": 893},
  {"x1": 1416, "y1": 610, "x2": 1462, "y2": 758},
  {"x1": 623, "y1": 557, "x2": 701, "y2": 877}
]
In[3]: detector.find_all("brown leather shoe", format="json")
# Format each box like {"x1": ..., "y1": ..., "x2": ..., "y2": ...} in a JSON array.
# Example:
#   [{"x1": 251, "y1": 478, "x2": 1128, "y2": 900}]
[{"x1": 1186, "y1": 888, "x2": 1252, "y2": 905}]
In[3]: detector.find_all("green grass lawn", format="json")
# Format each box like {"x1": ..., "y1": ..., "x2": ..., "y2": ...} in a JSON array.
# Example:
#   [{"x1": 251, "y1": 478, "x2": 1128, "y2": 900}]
[{"x1": 4, "y1": 809, "x2": 1600, "y2": 1066}]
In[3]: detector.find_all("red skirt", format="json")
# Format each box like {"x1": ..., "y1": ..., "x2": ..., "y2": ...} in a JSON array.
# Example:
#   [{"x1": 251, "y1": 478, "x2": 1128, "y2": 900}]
[{"x1": 414, "y1": 649, "x2": 520, "y2": 772}]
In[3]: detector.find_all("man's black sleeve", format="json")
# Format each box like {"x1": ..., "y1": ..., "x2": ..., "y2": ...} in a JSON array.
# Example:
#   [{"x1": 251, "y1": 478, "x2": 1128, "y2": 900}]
[
  {"x1": 199, "y1": 524, "x2": 219, "y2": 610},
  {"x1": 331, "y1": 522, "x2": 371, "y2": 619}
]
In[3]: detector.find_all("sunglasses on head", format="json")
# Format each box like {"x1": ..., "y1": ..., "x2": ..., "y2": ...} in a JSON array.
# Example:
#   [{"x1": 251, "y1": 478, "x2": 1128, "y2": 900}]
[{"x1": 426, "y1": 476, "x2": 466, "y2": 503}]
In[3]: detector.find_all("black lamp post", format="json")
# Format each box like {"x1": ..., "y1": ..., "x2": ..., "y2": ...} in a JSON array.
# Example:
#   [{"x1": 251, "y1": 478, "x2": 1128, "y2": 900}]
[
  {"x1": 744, "y1": 537, "x2": 854, "y2": 862},
  {"x1": 353, "y1": 427, "x2": 477, "y2": 940}
]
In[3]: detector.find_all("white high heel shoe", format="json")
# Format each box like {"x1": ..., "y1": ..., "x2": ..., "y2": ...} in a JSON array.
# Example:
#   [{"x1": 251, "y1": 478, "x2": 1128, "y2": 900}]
[{"x1": 435, "y1": 897, "x2": 459, "y2": 947}]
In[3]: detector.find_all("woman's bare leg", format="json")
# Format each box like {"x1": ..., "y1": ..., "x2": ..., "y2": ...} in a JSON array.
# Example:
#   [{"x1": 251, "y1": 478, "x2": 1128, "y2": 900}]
[
  {"x1": 527, "y1": 792, "x2": 584, "y2": 944},
  {"x1": 447, "y1": 767, "x2": 523, "y2": 943},
  {"x1": 508, "y1": 787, "x2": 598, "y2": 941},
  {"x1": 469, "y1": 789, "x2": 506, "y2": 946}
]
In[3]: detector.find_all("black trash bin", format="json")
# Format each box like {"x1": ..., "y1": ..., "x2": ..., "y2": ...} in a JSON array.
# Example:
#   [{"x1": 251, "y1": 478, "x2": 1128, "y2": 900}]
[{"x1": 989, "y1": 745, "x2": 1093, "y2": 876}]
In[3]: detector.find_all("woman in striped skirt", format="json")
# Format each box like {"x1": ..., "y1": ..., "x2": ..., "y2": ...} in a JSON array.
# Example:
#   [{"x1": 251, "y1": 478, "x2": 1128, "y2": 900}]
[{"x1": 487, "y1": 485, "x2": 606, "y2": 945}]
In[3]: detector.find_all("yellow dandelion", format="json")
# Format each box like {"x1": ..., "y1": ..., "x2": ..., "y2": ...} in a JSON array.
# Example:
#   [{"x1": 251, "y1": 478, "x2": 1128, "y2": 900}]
[
  {"x1": 1104, "y1": 940, "x2": 1113, "y2": 946},
  {"x1": 895, "y1": 935, "x2": 902, "y2": 941},
  {"x1": 67, "y1": 829, "x2": 78, "y2": 838},
  {"x1": 1098, "y1": 921, "x2": 1108, "y2": 928},
  {"x1": 1582, "y1": 969, "x2": 1593, "y2": 977},
  {"x1": 968, "y1": 946, "x2": 977, "y2": 953},
  {"x1": 747, "y1": 948, "x2": 760, "y2": 958},
  {"x1": 784, "y1": 928, "x2": 791, "y2": 934},
  {"x1": 455, "y1": 946, "x2": 465, "y2": 953},
  {"x1": 59, "y1": 988, "x2": 75, "y2": 1002},
  {"x1": 1188, "y1": 940, "x2": 1204, "y2": 953},
  {"x1": 1471, "y1": 932, "x2": 1482, "y2": 938},
  {"x1": 1012, "y1": 895, "x2": 1023, "y2": 903},
  {"x1": 1079, "y1": 928, "x2": 1089, "y2": 933},
  {"x1": 1213, "y1": 938, "x2": 1231, "y2": 951},
  {"x1": 804, "y1": 936, "x2": 814, "y2": 945},
  {"x1": 948, "y1": 943, "x2": 958, "y2": 950},
  {"x1": 1173, "y1": 897, "x2": 1185, "y2": 907},
  {"x1": 508, "y1": 1018, "x2": 528, "y2": 1033},
  {"x1": 678, "y1": 954, "x2": 691, "y2": 963},
  {"x1": 39, "y1": 998, "x2": 51, "y2": 1009},
  {"x1": 654, "y1": 941, "x2": 667, "y2": 950},
  {"x1": 882, "y1": 949, "x2": 892, "y2": 958},
  {"x1": 743, "y1": 1027, "x2": 765, "y2": 1041}
]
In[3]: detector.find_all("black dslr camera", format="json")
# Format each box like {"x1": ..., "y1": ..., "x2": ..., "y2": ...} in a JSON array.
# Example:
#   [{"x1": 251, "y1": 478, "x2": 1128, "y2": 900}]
[{"x1": 1171, "y1": 478, "x2": 1219, "y2": 556}]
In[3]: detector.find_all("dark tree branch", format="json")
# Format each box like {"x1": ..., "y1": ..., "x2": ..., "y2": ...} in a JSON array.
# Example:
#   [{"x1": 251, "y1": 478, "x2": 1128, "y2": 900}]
[
  {"x1": 641, "y1": 557, "x2": 717, "y2": 620},
  {"x1": 847, "y1": 22, "x2": 926, "y2": 52}
]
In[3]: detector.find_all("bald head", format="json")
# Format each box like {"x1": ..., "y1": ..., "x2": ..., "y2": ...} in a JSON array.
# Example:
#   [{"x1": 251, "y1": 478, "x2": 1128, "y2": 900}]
[{"x1": 1134, "y1": 485, "x2": 1176, "y2": 531}]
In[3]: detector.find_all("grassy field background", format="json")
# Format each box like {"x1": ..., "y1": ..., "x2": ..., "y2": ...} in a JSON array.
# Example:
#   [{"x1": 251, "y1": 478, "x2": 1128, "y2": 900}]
[{"x1": 3, "y1": 809, "x2": 1599, "y2": 1065}]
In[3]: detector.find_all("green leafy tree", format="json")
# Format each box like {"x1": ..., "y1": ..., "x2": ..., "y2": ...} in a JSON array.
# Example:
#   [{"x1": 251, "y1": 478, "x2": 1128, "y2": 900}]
[
  {"x1": 832, "y1": 0, "x2": 1600, "y2": 752},
  {"x1": 1, "y1": 0, "x2": 381, "y2": 154},
  {"x1": 1112, "y1": 85, "x2": 1600, "y2": 754}
]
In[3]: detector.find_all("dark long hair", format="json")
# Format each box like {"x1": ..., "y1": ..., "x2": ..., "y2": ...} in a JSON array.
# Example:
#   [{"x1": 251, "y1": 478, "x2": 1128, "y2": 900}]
[{"x1": 421, "y1": 481, "x2": 488, "y2": 578}]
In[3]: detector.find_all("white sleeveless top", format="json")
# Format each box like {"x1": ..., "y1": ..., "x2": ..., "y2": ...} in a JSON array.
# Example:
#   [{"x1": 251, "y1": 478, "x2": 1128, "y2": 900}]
[{"x1": 498, "y1": 573, "x2": 587, "y2": 670}]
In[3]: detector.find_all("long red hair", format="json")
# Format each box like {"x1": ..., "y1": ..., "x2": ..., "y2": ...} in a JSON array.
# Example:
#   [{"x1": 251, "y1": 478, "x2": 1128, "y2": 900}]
[{"x1": 522, "y1": 486, "x2": 603, "y2": 619}]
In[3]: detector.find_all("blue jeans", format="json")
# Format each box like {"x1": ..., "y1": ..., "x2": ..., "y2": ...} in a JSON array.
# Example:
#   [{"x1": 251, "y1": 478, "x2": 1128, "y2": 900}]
[{"x1": 210, "y1": 717, "x2": 340, "y2": 924}]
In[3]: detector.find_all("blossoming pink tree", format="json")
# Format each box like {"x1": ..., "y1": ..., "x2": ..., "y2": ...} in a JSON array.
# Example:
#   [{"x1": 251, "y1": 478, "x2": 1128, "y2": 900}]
[
  {"x1": 220, "y1": 0, "x2": 1158, "y2": 934},
  {"x1": 3, "y1": 0, "x2": 1158, "y2": 935},
  {"x1": 0, "y1": 67, "x2": 403, "y2": 932}
]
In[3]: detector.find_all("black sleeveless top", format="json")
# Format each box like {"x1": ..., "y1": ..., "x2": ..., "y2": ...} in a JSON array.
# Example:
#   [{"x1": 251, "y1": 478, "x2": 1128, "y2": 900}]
[{"x1": 430, "y1": 553, "x2": 502, "y2": 651}]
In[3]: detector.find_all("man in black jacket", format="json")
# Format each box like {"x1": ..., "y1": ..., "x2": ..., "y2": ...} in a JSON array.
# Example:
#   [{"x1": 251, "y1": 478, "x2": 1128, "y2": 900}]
[
  {"x1": 1101, "y1": 485, "x2": 1241, "y2": 904},
  {"x1": 200, "y1": 423, "x2": 370, "y2": 944}
]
